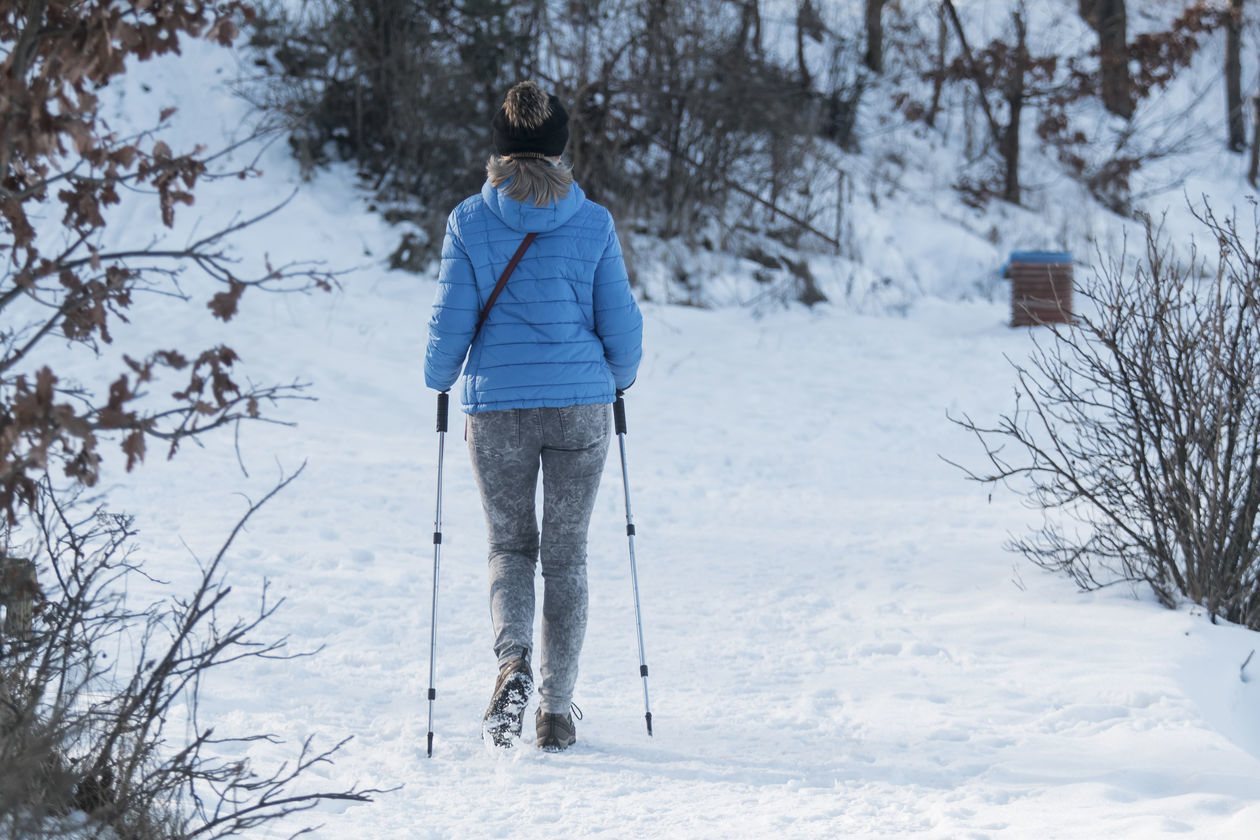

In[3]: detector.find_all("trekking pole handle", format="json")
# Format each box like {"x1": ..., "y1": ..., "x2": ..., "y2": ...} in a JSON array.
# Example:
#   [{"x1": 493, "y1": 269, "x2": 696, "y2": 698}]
[
  {"x1": 436, "y1": 391, "x2": 449, "y2": 433},
  {"x1": 614, "y1": 390, "x2": 627, "y2": 435}
]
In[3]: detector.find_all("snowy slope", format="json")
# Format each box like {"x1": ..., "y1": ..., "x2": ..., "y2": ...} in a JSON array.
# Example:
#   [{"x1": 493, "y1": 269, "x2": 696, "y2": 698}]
[{"x1": 35, "y1": 11, "x2": 1260, "y2": 840}]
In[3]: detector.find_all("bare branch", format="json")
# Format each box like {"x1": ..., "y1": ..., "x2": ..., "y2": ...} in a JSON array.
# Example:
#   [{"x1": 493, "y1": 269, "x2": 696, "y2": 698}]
[{"x1": 952, "y1": 204, "x2": 1260, "y2": 628}]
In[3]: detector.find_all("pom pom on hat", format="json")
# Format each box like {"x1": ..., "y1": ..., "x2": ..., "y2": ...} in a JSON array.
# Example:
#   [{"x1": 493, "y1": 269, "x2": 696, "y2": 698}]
[{"x1": 492, "y1": 81, "x2": 570, "y2": 157}]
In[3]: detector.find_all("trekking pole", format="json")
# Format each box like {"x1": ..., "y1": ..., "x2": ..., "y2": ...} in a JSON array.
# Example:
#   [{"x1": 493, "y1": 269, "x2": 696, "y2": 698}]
[
  {"x1": 425, "y1": 390, "x2": 449, "y2": 757},
  {"x1": 614, "y1": 390, "x2": 653, "y2": 736}
]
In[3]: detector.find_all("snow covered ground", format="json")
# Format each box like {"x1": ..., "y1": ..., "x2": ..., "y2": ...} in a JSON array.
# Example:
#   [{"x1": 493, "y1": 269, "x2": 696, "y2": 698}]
[
  {"x1": 108, "y1": 279, "x2": 1260, "y2": 840},
  {"x1": 29, "y1": 14, "x2": 1260, "y2": 840}
]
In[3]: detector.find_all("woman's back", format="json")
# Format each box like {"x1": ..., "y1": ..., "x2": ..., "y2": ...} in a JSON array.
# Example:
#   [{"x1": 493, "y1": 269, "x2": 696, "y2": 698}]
[{"x1": 425, "y1": 178, "x2": 641, "y2": 413}]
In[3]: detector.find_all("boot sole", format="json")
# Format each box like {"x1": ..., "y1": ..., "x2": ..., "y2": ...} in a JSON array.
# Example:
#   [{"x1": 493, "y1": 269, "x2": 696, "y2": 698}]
[{"x1": 482, "y1": 673, "x2": 532, "y2": 748}]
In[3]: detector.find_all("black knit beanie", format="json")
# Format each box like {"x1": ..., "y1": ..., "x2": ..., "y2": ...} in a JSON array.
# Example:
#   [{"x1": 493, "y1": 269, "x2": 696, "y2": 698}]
[{"x1": 492, "y1": 81, "x2": 570, "y2": 158}]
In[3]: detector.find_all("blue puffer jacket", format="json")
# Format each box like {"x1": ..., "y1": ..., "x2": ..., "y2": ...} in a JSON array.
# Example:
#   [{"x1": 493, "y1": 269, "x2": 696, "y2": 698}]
[{"x1": 424, "y1": 179, "x2": 643, "y2": 414}]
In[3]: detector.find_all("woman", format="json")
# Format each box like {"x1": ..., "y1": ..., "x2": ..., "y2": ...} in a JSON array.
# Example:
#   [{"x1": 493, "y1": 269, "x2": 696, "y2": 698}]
[{"x1": 424, "y1": 81, "x2": 642, "y2": 751}]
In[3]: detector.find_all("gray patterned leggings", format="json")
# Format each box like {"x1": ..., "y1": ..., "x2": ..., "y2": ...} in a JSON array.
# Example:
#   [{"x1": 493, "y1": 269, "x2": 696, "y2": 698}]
[{"x1": 467, "y1": 403, "x2": 611, "y2": 714}]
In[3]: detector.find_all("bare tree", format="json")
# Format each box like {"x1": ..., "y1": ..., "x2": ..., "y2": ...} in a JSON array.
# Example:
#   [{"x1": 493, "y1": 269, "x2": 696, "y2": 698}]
[
  {"x1": 574, "y1": 0, "x2": 819, "y2": 239},
  {"x1": 952, "y1": 207, "x2": 1260, "y2": 630},
  {"x1": 1001, "y1": 12, "x2": 1029, "y2": 204},
  {"x1": 256, "y1": 0, "x2": 837, "y2": 253},
  {"x1": 925, "y1": 0, "x2": 1229, "y2": 209},
  {"x1": 940, "y1": 5, "x2": 1056, "y2": 206}
]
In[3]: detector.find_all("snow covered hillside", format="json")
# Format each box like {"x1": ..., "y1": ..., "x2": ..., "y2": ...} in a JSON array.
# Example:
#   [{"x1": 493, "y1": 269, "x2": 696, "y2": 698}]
[{"x1": 36, "y1": 7, "x2": 1260, "y2": 840}]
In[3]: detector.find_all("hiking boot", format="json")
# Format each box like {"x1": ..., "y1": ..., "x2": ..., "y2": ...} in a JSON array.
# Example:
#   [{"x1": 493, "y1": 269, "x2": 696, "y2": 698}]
[
  {"x1": 535, "y1": 706, "x2": 578, "y2": 752},
  {"x1": 482, "y1": 657, "x2": 533, "y2": 748}
]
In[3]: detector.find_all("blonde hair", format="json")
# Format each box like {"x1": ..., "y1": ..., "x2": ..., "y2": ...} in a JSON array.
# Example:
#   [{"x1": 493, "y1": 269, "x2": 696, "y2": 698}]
[{"x1": 486, "y1": 154, "x2": 574, "y2": 207}]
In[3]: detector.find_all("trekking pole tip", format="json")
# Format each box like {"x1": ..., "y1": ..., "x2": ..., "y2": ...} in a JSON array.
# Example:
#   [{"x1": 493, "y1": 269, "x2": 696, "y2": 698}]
[
  {"x1": 427, "y1": 732, "x2": 434, "y2": 757},
  {"x1": 645, "y1": 712, "x2": 653, "y2": 736}
]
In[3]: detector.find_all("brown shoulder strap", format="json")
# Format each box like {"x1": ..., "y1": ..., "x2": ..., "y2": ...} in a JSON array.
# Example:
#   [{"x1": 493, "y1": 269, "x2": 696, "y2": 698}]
[{"x1": 476, "y1": 232, "x2": 538, "y2": 336}]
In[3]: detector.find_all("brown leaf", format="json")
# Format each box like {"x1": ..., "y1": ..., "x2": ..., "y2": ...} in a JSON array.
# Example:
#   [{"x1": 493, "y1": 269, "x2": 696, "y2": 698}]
[
  {"x1": 107, "y1": 375, "x2": 135, "y2": 412},
  {"x1": 208, "y1": 17, "x2": 239, "y2": 46},
  {"x1": 121, "y1": 429, "x2": 146, "y2": 471},
  {"x1": 64, "y1": 450, "x2": 100, "y2": 486},
  {"x1": 35, "y1": 367, "x2": 56, "y2": 405},
  {"x1": 2, "y1": 200, "x2": 35, "y2": 248},
  {"x1": 111, "y1": 145, "x2": 137, "y2": 168},
  {"x1": 96, "y1": 408, "x2": 133, "y2": 429},
  {"x1": 53, "y1": 405, "x2": 93, "y2": 439},
  {"x1": 207, "y1": 281, "x2": 245, "y2": 322},
  {"x1": 153, "y1": 349, "x2": 188, "y2": 369},
  {"x1": 172, "y1": 373, "x2": 205, "y2": 402}
]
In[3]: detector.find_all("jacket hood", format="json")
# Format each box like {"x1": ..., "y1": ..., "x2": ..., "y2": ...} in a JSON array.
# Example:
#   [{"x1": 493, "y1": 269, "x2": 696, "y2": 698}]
[{"x1": 480, "y1": 178, "x2": 586, "y2": 233}]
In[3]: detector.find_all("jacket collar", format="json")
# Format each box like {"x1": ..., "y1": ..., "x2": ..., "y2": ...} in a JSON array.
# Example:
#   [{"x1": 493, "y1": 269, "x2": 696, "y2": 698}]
[{"x1": 481, "y1": 178, "x2": 585, "y2": 233}]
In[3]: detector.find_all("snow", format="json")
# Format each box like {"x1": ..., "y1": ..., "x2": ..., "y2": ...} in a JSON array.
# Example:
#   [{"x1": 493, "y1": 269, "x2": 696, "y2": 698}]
[
  {"x1": 103, "y1": 287, "x2": 1260, "y2": 840},
  {"x1": 19, "y1": 11, "x2": 1260, "y2": 840}
]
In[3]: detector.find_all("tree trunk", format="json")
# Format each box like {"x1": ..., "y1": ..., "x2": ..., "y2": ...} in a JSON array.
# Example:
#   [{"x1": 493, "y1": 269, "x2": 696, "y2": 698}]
[
  {"x1": 1097, "y1": 0, "x2": 1132, "y2": 118},
  {"x1": 796, "y1": 0, "x2": 824, "y2": 90},
  {"x1": 942, "y1": 0, "x2": 1003, "y2": 149},
  {"x1": 736, "y1": 0, "x2": 763, "y2": 57},
  {"x1": 1248, "y1": 94, "x2": 1260, "y2": 185},
  {"x1": 927, "y1": 2, "x2": 947, "y2": 128},
  {"x1": 1003, "y1": 12, "x2": 1028, "y2": 204},
  {"x1": 863, "y1": 0, "x2": 887, "y2": 74},
  {"x1": 1226, "y1": 0, "x2": 1246, "y2": 152},
  {"x1": 1081, "y1": 0, "x2": 1133, "y2": 119}
]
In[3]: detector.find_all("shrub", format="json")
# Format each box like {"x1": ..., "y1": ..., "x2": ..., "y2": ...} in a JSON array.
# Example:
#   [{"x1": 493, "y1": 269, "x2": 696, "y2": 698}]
[
  {"x1": 2, "y1": 475, "x2": 382, "y2": 840},
  {"x1": 954, "y1": 206, "x2": 1260, "y2": 629}
]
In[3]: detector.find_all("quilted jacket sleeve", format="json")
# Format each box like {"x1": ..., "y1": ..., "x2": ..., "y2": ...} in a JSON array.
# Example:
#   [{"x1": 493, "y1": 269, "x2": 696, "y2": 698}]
[
  {"x1": 424, "y1": 216, "x2": 480, "y2": 391},
  {"x1": 592, "y1": 221, "x2": 643, "y2": 390}
]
